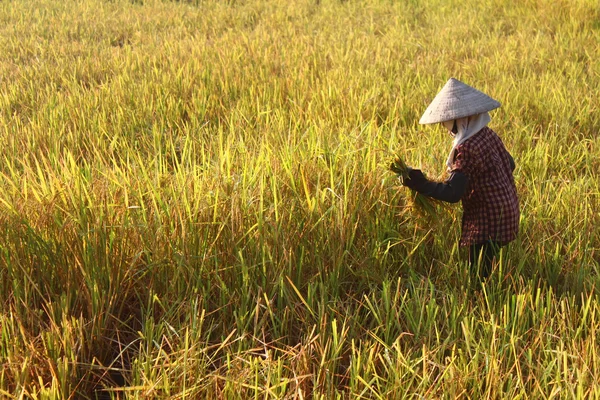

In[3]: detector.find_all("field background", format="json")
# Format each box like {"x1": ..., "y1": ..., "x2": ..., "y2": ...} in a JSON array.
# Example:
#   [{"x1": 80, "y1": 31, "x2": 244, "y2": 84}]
[{"x1": 1, "y1": 0, "x2": 600, "y2": 398}]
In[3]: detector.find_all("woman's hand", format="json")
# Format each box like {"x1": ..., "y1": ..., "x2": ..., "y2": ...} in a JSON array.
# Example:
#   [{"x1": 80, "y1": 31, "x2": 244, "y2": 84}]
[{"x1": 403, "y1": 169, "x2": 427, "y2": 190}]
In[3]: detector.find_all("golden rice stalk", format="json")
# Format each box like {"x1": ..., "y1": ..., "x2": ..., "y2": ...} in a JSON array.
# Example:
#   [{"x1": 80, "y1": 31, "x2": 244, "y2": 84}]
[
  {"x1": 389, "y1": 157, "x2": 409, "y2": 179},
  {"x1": 390, "y1": 156, "x2": 447, "y2": 219}
]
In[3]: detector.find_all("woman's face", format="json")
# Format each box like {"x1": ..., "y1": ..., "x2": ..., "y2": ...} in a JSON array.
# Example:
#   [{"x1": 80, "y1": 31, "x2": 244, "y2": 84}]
[{"x1": 441, "y1": 120, "x2": 457, "y2": 137}]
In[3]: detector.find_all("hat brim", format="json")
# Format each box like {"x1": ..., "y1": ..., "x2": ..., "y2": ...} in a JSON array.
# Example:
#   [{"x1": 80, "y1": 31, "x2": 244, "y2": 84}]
[{"x1": 419, "y1": 78, "x2": 501, "y2": 124}]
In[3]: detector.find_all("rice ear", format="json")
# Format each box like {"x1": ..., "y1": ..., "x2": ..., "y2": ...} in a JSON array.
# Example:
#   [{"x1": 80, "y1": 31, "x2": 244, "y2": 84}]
[{"x1": 390, "y1": 157, "x2": 409, "y2": 178}]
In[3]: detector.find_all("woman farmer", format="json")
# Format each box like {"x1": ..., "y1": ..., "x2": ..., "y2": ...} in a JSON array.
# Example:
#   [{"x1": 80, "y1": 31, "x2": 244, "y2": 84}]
[{"x1": 400, "y1": 78, "x2": 519, "y2": 281}]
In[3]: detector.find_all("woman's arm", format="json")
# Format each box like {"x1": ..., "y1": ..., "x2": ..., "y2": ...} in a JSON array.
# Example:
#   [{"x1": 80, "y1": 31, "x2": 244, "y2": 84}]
[
  {"x1": 508, "y1": 152, "x2": 516, "y2": 172},
  {"x1": 403, "y1": 169, "x2": 468, "y2": 203}
]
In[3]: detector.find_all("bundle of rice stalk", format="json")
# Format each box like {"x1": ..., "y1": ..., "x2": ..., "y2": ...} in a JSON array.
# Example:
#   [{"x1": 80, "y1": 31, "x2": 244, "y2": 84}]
[{"x1": 390, "y1": 157, "x2": 446, "y2": 219}]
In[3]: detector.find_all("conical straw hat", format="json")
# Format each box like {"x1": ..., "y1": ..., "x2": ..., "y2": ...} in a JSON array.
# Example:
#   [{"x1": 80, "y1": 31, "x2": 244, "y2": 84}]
[{"x1": 419, "y1": 78, "x2": 501, "y2": 124}]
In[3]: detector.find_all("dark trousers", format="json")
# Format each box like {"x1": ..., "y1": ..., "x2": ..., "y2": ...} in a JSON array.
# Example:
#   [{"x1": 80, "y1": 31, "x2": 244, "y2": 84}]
[{"x1": 469, "y1": 241, "x2": 500, "y2": 281}]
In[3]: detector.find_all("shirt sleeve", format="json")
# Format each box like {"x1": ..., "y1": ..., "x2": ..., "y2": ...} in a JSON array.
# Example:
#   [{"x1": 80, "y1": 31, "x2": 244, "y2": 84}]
[
  {"x1": 451, "y1": 143, "x2": 482, "y2": 179},
  {"x1": 415, "y1": 171, "x2": 468, "y2": 203}
]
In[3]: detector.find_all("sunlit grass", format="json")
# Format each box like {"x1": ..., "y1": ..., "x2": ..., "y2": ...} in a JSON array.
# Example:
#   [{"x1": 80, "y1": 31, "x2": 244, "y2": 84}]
[{"x1": 1, "y1": 0, "x2": 599, "y2": 398}]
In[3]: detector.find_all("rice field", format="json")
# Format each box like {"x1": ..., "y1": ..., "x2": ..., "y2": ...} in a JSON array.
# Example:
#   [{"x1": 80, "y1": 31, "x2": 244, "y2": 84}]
[{"x1": 1, "y1": 0, "x2": 600, "y2": 398}]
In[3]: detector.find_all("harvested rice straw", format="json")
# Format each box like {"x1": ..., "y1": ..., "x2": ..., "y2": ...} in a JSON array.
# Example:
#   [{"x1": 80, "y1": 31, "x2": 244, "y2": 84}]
[{"x1": 390, "y1": 156, "x2": 448, "y2": 219}]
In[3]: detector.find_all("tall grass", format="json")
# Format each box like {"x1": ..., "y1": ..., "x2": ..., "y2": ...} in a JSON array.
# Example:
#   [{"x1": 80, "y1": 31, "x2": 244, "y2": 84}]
[{"x1": 1, "y1": 0, "x2": 599, "y2": 397}]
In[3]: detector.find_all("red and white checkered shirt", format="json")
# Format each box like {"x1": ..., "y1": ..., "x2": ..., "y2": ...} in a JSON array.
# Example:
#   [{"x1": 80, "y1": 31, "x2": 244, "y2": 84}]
[{"x1": 451, "y1": 127, "x2": 520, "y2": 247}]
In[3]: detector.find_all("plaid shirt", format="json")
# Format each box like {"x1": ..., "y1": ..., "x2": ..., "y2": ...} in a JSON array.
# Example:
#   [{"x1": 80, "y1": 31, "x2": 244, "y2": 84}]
[{"x1": 451, "y1": 127, "x2": 519, "y2": 247}]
